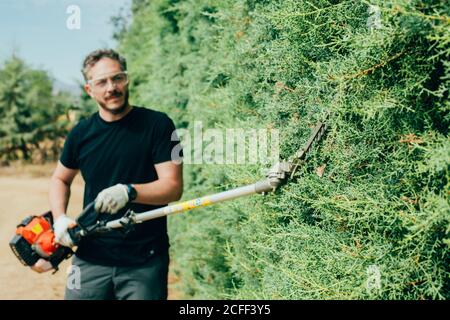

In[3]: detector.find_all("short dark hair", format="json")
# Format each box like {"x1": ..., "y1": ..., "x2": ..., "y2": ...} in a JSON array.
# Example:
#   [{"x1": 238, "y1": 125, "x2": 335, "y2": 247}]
[{"x1": 81, "y1": 49, "x2": 127, "y2": 81}]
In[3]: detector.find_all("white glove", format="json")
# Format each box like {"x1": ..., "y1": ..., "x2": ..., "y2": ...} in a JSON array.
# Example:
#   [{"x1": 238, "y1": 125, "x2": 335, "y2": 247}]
[
  {"x1": 54, "y1": 214, "x2": 76, "y2": 247},
  {"x1": 31, "y1": 258, "x2": 54, "y2": 273},
  {"x1": 95, "y1": 184, "x2": 129, "y2": 214}
]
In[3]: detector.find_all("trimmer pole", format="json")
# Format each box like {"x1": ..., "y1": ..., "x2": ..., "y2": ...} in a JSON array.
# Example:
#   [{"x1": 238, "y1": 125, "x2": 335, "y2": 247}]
[{"x1": 103, "y1": 118, "x2": 328, "y2": 231}]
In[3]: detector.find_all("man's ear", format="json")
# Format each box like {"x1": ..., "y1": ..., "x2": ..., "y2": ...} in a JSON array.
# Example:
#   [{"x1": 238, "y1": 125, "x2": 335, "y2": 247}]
[{"x1": 84, "y1": 83, "x2": 94, "y2": 98}]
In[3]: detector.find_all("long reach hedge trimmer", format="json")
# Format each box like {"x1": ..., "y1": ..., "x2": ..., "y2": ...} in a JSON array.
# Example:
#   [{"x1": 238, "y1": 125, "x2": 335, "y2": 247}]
[{"x1": 10, "y1": 117, "x2": 328, "y2": 272}]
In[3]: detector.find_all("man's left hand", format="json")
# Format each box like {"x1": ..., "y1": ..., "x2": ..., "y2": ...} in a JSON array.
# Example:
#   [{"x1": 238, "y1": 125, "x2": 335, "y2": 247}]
[{"x1": 95, "y1": 184, "x2": 129, "y2": 214}]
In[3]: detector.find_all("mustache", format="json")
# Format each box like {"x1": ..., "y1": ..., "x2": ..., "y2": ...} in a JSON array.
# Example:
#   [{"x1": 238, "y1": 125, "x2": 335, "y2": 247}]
[{"x1": 105, "y1": 91, "x2": 123, "y2": 100}]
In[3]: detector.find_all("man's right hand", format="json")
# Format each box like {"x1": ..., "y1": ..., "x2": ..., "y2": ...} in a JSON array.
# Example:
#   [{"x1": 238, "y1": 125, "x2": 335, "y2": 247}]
[
  {"x1": 54, "y1": 214, "x2": 77, "y2": 247},
  {"x1": 31, "y1": 258, "x2": 54, "y2": 273}
]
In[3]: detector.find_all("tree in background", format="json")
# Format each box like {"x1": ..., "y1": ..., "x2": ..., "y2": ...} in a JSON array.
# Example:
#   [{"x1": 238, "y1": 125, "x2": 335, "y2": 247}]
[{"x1": 0, "y1": 55, "x2": 75, "y2": 163}]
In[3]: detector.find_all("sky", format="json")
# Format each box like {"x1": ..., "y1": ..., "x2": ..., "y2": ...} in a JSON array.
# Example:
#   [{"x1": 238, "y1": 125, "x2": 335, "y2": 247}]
[{"x1": 0, "y1": 0, "x2": 131, "y2": 87}]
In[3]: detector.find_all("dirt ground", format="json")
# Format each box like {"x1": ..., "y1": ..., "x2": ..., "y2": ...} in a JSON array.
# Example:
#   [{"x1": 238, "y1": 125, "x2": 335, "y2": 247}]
[{"x1": 0, "y1": 163, "x2": 181, "y2": 300}]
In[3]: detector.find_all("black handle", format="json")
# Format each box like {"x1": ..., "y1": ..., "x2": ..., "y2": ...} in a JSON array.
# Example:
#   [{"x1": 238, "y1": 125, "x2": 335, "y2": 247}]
[
  {"x1": 68, "y1": 201, "x2": 97, "y2": 246},
  {"x1": 68, "y1": 225, "x2": 82, "y2": 246},
  {"x1": 76, "y1": 201, "x2": 96, "y2": 224}
]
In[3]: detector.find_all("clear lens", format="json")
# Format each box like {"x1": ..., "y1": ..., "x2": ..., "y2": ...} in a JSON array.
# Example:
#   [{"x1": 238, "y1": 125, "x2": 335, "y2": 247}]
[{"x1": 89, "y1": 72, "x2": 128, "y2": 89}]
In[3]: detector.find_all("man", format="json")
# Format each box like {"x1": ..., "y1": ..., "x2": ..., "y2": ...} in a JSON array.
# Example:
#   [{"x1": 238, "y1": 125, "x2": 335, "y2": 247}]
[{"x1": 32, "y1": 49, "x2": 183, "y2": 300}]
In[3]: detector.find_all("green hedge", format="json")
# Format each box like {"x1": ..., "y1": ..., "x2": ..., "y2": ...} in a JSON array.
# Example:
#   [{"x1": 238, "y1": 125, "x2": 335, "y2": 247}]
[{"x1": 117, "y1": 0, "x2": 449, "y2": 299}]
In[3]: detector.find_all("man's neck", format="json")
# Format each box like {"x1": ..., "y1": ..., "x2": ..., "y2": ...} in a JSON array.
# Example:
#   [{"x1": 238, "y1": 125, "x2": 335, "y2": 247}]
[{"x1": 98, "y1": 103, "x2": 133, "y2": 122}]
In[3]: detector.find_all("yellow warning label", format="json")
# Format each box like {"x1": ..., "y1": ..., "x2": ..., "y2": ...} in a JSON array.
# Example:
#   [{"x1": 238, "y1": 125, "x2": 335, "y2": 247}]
[
  {"x1": 181, "y1": 201, "x2": 194, "y2": 211},
  {"x1": 31, "y1": 223, "x2": 44, "y2": 235},
  {"x1": 179, "y1": 198, "x2": 212, "y2": 211},
  {"x1": 202, "y1": 198, "x2": 212, "y2": 206}
]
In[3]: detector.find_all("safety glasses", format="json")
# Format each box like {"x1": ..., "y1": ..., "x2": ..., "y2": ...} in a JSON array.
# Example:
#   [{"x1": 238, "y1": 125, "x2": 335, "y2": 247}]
[{"x1": 87, "y1": 71, "x2": 129, "y2": 91}]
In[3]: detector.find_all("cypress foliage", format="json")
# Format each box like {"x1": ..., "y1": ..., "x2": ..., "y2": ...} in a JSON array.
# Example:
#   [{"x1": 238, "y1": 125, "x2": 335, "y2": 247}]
[{"x1": 117, "y1": 0, "x2": 449, "y2": 299}]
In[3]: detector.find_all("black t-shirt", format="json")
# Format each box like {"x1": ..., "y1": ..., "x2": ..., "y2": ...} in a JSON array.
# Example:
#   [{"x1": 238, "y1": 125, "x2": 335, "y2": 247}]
[{"x1": 60, "y1": 106, "x2": 181, "y2": 266}]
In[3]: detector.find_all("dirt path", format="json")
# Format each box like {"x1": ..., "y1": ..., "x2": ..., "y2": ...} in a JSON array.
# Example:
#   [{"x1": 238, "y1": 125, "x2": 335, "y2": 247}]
[{"x1": 0, "y1": 163, "x2": 181, "y2": 300}]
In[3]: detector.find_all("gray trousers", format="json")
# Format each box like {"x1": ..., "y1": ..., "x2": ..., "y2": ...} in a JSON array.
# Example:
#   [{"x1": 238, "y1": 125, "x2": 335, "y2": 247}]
[{"x1": 65, "y1": 252, "x2": 169, "y2": 300}]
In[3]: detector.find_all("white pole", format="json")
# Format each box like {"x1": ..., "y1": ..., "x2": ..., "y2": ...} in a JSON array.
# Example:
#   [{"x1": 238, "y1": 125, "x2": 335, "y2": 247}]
[{"x1": 105, "y1": 183, "x2": 259, "y2": 229}]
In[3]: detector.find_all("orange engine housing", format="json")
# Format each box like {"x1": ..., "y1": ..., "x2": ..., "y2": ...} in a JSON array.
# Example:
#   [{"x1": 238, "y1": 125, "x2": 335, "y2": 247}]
[
  {"x1": 15, "y1": 216, "x2": 58, "y2": 257},
  {"x1": 10, "y1": 212, "x2": 74, "y2": 271}
]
